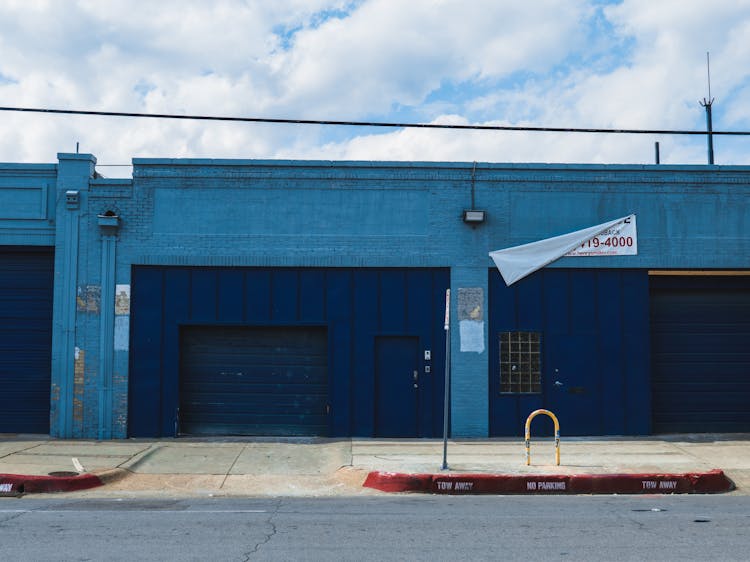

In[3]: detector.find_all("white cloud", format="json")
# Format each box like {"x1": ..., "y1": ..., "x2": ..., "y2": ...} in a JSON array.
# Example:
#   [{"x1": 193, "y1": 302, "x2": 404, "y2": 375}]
[
  {"x1": 274, "y1": 0, "x2": 589, "y2": 117},
  {"x1": 0, "y1": 0, "x2": 749, "y2": 172}
]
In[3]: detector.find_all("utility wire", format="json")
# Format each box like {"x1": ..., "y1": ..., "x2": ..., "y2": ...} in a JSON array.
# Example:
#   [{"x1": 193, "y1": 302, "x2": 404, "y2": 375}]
[{"x1": 2, "y1": 105, "x2": 750, "y2": 136}]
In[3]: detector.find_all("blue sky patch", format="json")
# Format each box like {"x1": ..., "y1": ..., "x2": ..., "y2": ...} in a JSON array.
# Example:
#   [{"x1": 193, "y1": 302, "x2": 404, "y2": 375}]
[
  {"x1": 133, "y1": 80, "x2": 156, "y2": 99},
  {"x1": 273, "y1": 1, "x2": 362, "y2": 51},
  {"x1": 0, "y1": 72, "x2": 18, "y2": 86}
]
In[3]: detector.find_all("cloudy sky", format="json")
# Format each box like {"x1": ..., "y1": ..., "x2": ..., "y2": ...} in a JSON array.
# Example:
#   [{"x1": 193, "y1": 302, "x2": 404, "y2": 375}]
[{"x1": 1, "y1": 0, "x2": 749, "y2": 176}]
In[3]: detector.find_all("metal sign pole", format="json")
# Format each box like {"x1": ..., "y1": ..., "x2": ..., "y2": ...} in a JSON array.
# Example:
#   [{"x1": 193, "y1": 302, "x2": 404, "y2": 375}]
[{"x1": 441, "y1": 289, "x2": 451, "y2": 471}]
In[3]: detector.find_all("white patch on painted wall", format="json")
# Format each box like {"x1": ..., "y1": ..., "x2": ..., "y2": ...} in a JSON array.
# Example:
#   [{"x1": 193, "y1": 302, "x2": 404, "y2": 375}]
[
  {"x1": 457, "y1": 287, "x2": 485, "y2": 353},
  {"x1": 115, "y1": 284, "x2": 131, "y2": 315},
  {"x1": 114, "y1": 316, "x2": 130, "y2": 351},
  {"x1": 459, "y1": 320, "x2": 485, "y2": 353}
]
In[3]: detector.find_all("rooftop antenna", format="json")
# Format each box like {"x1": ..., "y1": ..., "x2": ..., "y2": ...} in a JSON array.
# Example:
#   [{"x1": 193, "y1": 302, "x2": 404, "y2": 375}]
[{"x1": 699, "y1": 52, "x2": 715, "y2": 164}]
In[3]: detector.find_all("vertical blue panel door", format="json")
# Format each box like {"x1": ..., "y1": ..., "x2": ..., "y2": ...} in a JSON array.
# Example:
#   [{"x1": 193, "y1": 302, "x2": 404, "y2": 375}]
[
  {"x1": 489, "y1": 268, "x2": 650, "y2": 436},
  {"x1": 129, "y1": 266, "x2": 450, "y2": 437}
]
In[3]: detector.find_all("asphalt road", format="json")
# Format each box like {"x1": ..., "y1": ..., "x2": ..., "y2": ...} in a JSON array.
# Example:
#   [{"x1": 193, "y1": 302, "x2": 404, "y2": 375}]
[{"x1": 2, "y1": 495, "x2": 749, "y2": 561}]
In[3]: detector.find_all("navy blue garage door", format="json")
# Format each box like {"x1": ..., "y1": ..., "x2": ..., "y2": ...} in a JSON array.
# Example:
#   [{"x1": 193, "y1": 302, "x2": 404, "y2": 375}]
[
  {"x1": 651, "y1": 275, "x2": 750, "y2": 433},
  {"x1": 179, "y1": 326, "x2": 328, "y2": 436},
  {"x1": 0, "y1": 247, "x2": 54, "y2": 433}
]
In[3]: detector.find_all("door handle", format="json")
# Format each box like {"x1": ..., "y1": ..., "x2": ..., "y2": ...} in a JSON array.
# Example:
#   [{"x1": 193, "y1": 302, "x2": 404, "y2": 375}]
[
  {"x1": 554, "y1": 380, "x2": 564, "y2": 387},
  {"x1": 413, "y1": 370, "x2": 418, "y2": 381}
]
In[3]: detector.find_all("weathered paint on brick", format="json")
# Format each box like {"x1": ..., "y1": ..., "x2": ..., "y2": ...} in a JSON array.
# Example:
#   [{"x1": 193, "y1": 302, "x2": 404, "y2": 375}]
[{"x1": 72, "y1": 347, "x2": 84, "y2": 434}]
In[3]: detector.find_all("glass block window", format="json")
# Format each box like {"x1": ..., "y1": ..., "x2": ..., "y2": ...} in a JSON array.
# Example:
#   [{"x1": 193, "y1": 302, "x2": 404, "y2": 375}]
[{"x1": 499, "y1": 331, "x2": 541, "y2": 394}]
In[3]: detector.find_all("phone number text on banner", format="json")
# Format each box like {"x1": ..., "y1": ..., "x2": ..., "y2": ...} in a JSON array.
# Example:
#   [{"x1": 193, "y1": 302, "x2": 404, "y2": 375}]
[{"x1": 566, "y1": 215, "x2": 637, "y2": 256}]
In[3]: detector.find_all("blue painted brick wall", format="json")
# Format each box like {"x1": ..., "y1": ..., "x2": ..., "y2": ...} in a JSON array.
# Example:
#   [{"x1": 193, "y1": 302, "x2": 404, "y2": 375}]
[
  {"x1": 10, "y1": 154, "x2": 750, "y2": 438},
  {"x1": 0, "y1": 163, "x2": 57, "y2": 246}
]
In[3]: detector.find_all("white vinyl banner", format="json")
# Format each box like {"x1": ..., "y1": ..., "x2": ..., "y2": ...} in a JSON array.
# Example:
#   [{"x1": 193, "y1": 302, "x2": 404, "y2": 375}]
[
  {"x1": 489, "y1": 215, "x2": 636, "y2": 286},
  {"x1": 565, "y1": 215, "x2": 637, "y2": 256}
]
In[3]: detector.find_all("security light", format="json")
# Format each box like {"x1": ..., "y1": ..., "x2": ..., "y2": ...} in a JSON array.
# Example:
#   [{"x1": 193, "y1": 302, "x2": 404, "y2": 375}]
[{"x1": 463, "y1": 209, "x2": 486, "y2": 224}]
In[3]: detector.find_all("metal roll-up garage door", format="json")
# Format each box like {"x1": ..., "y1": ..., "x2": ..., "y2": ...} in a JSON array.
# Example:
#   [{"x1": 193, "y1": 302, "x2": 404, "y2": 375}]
[
  {"x1": 651, "y1": 275, "x2": 750, "y2": 433},
  {"x1": 179, "y1": 325, "x2": 328, "y2": 436},
  {"x1": 0, "y1": 247, "x2": 54, "y2": 433}
]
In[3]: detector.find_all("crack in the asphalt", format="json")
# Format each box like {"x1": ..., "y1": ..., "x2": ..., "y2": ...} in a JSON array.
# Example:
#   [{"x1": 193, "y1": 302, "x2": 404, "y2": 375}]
[
  {"x1": 243, "y1": 499, "x2": 280, "y2": 560},
  {"x1": 0, "y1": 510, "x2": 30, "y2": 526}
]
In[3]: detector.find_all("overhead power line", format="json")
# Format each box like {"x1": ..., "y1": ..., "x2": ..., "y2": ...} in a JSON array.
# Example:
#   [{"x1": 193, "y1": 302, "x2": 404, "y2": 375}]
[{"x1": 1, "y1": 105, "x2": 750, "y2": 136}]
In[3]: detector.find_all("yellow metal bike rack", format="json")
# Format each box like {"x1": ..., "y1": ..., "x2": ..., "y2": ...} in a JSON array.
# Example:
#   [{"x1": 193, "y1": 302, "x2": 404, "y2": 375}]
[{"x1": 524, "y1": 409, "x2": 560, "y2": 466}]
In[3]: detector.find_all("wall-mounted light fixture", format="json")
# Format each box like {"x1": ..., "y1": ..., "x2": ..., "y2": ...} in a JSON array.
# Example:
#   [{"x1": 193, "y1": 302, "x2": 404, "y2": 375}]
[
  {"x1": 65, "y1": 190, "x2": 80, "y2": 210},
  {"x1": 463, "y1": 209, "x2": 486, "y2": 225},
  {"x1": 97, "y1": 210, "x2": 120, "y2": 235}
]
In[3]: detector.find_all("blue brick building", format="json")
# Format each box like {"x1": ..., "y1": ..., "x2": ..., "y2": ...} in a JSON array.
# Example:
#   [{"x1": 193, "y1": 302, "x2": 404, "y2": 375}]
[{"x1": 1, "y1": 153, "x2": 748, "y2": 439}]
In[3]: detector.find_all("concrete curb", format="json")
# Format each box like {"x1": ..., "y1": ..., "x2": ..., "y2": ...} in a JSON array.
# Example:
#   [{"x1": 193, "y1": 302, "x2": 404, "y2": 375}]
[
  {"x1": 0, "y1": 472, "x2": 106, "y2": 496},
  {"x1": 363, "y1": 469, "x2": 735, "y2": 495},
  {"x1": 93, "y1": 468, "x2": 131, "y2": 486}
]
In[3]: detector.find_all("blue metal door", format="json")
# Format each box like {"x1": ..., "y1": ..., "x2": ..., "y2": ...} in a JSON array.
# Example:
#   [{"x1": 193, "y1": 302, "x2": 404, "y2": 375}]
[
  {"x1": 0, "y1": 247, "x2": 54, "y2": 433},
  {"x1": 544, "y1": 334, "x2": 601, "y2": 435},
  {"x1": 375, "y1": 336, "x2": 419, "y2": 437},
  {"x1": 489, "y1": 268, "x2": 650, "y2": 437}
]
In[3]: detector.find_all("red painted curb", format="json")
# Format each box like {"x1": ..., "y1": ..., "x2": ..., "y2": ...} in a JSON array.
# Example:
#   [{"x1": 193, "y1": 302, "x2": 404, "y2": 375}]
[
  {"x1": 363, "y1": 472, "x2": 432, "y2": 493},
  {"x1": 363, "y1": 469, "x2": 734, "y2": 495},
  {"x1": 0, "y1": 473, "x2": 105, "y2": 496}
]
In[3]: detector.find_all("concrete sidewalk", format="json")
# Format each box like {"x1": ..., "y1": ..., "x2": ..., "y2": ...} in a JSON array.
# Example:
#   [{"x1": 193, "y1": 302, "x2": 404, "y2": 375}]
[{"x1": 1, "y1": 435, "x2": 749, "y2": 497}]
